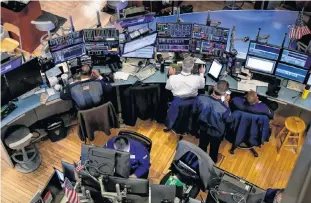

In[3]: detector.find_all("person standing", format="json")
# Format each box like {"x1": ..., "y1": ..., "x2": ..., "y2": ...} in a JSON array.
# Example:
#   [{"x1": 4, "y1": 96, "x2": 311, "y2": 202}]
[{"x1": 192, "y1": 80, "x2": 232, "y2": 163}]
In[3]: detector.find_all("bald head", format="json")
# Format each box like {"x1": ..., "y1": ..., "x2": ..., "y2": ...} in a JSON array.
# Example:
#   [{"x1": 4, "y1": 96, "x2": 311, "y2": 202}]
[
  {"x1": 182, "y1": 57, "x2": 195, "y2": 74},
  {"x1": 81, "y1": 65, "x2": 92, "y2": 76},
  {"x1": 246, "y1": 90, "x2": 258, "y2": 105}
]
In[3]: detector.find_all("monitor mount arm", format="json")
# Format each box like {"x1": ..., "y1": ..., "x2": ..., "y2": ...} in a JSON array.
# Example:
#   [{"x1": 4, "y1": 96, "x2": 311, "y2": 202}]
[
  {"x1": 99, "y1": 175, "x2": 127, "y2": 203},
  {"x1": 229, "y1": 25, "x2": 249, "y2": 52},
  {"x1": 206, "y1": 10, "x2": 221, "y2": 27},
  {"x1": 255, "y1": 28, "x2": 270, "y2": 44}
]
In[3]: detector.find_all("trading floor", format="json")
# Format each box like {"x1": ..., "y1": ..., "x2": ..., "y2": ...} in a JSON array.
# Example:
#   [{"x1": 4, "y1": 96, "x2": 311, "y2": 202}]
[{"x1": 1, "y1": 1, "x2": 311, "y2": 203}]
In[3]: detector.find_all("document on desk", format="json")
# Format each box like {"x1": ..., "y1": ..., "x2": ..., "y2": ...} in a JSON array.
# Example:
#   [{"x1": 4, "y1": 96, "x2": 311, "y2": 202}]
[
  {"x1": 238, "y1": 80, "x2": 268, "y2": 92},
  {"x1": 114, "y1": 71, "x2": 131, "y2": 80}
]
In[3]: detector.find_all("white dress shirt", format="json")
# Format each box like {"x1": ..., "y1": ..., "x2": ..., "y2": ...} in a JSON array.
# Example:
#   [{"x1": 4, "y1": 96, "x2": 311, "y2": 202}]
[{"x1": 165, "y1": 71, "x2": 205, "y2": 98}]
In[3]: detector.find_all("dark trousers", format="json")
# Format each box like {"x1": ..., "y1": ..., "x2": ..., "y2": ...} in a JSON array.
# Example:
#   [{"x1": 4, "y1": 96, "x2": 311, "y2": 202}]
[{"x1": 198, "y1": 130, "x2": 222, "y2": 163}]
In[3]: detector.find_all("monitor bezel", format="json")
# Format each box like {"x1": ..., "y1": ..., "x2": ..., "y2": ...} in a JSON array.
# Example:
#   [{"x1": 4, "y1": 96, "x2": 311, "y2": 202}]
[
  {"x1": 207, "y1": 59, "x2": 223, "y2": 82},
  {"x1": 245, "y1": 55, "x2": 276, "y2": 75},
  {"x1": 247, "y1": 40, "x2": 282, "y2": 61},
  {"x1": 280, "y1": 48, "x2": 311, "y2": 70},
  {"x1": 275, "y1": 62, "x2": 308, "y2": 83}
]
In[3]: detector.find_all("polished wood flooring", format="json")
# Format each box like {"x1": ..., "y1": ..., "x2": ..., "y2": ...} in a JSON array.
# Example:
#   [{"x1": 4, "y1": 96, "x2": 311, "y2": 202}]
[{"x1": 1, "y1": 117, "x2": 301, "y2": 203}]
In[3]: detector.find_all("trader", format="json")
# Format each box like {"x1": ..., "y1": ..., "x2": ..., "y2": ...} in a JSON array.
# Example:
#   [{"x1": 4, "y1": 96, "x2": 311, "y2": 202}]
[
  {"x1": 165, "y1": 57, "x2": 205, "y2": 98},
  {"x1": 192, "y1": 80, "x2": 231, "y2": 163},
  {"x1": 105, "y1": 136, "x2": 151, "y2": 179},
  {"x1": 60, "y1": 64, "x2": 112, "y2": 110},
  {"x1": 230, "y1": 90, "x2": 274, "y2": 119}
]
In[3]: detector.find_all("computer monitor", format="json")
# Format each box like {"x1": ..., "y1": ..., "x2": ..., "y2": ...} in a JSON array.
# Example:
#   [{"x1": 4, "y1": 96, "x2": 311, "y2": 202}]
[
  {"x1": 157, "y1": 22, "x2": 193, "y2": 38},
  {"x1": 122, "y1": 46, "x2": 155, "y2": 59},
  {"x1": 1, "y1": 75, "x2": 13, "y2": 106},
  {"x1": 5, "y1": 58, "x2": 43, "y2": 98},
  {"x1": 119, "y1": 13, "x2": 155, "y2": 28},
  {"x1": 123, "y1": 32, "x2": 157, "y2": 54},
  {"x1": 306, "y1": 74, "x2": 311, "y2": 85},
  {"x1": 105, "y1": 176, "x2": 149, "y2": 196},
  {"x1": 208, "y1": 59, "x2": 223, "y2": 81},
  {"x1": 1, "y1": 56, "x2": 23, "y2": 74},
  {"x1": 280, "y1": 48, "x2": 311, "y2": 69},
  {"x1": 275, "y1": 63, "x2": 308, "y2": 83},
  {"x1": 156, "y1": 38, "x2": 190, "y2": 52},
  {"x1": 245, "y1": 55, "x2": 276, "y2": 74},
  {"x1": 248, "y1": 41, "x2": 281, "y2": 60}
]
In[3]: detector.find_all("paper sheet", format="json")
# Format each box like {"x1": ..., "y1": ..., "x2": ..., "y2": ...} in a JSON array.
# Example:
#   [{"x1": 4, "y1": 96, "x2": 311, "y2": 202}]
[
  {"x1": 46, "y1": 88, "x2": 55, "y2": 96},
  {"x1": 237, "y1": 79, "x2": 268, "y2": 92},
  {"x1": 114, "y1": 72, "x2": 131, "y2": 80}
]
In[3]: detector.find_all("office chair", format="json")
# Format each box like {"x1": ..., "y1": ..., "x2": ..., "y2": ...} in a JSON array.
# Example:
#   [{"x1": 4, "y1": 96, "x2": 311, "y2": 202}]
[
  {"x1": 223, "y1": 0, "x2": 244, "y2": 10},
  {"x1": 117, "y1": 130, "x2": 152, "y2": 153},
  {"x1": 5, "y1": 125, "x2": 42, "y2": 173}
]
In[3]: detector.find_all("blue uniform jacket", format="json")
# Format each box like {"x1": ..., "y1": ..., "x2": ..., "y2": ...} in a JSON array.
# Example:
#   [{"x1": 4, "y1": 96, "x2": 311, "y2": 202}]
[
  {"x1": 230, "y1": 97, "x2": 274, "y2": 119},
  {"x1": 105, "y1": 136, "x2": 151, "y2": 178},
  {"x1": 166, "y1": 97, "x2": 196, "y2": 133},
  {"x1": 192, "y1": 95, "x2": 232, "y2": 138},
  {"x1": 226, "y1": 110, "x2": 270, "y2": 148}
]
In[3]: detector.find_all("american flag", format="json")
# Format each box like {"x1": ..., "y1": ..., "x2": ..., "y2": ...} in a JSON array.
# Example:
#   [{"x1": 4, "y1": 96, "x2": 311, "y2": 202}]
[
  {"x1": 75, "y1": 161, "x2": 84, "y2": 172},
  {"x1": 289, "y1": 10, "x2": 311, "y2": 40},
  {"x1": 63, "y1": 177, "x2": 80, "y2": 203}
]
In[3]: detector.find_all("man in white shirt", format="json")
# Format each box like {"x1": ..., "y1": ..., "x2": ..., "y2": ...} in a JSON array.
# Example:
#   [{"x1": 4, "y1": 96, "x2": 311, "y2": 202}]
[{"x1": 165, "y1": 57, "x2": 206, "y2": 98}]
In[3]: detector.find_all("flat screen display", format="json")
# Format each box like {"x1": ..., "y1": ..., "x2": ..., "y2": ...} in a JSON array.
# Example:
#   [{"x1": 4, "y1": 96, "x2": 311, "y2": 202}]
[
  {"x1": 245, "y1": 55, "x2": 276, "y2": 74},
  {"x1": 208, "y1": 60, "x2": 223, "y2": 78},
  {"x1": 280, "y1": 49, "x2": 311, "y2": 69},
  {"x1": 1, "y1": 75, "x2": 12, "y2": 106},
  {"x1": 5, "y1": 58, "x2": 43, "y2": 98},
  {"x1": 123, "y1": 33, "x2": 157, "y2": 54},
  {"x1": 248, "y1": 41, "x2": 280, "y2": 60},
  {"x1": 275, "y1": 63, "x2": 307, "y2": 83}
]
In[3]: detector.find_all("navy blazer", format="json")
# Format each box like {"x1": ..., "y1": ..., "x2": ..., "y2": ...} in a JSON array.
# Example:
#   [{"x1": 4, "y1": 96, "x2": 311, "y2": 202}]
[{"x1": 226, "y1": 110, "x2": 270, "y2": 148}]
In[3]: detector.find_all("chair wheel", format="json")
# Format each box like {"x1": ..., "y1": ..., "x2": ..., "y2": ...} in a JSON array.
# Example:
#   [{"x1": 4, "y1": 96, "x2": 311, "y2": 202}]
[{"x1": 229, "y1": 150, "x2": 234, "y2": 154}]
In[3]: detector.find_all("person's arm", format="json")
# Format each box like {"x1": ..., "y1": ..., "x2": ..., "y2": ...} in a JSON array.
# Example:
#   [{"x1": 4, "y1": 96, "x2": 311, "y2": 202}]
[
  {"x1": 165, "y1": 78, "x2": 173, "y2": 90},
  {"x1": 99, "y1": 79, "x2": 112, "y2": 93},
  {"x1": 198, "y1": 65, "x2": 206, "y2": 89},
  {"x1": 60, "y1": 85, "x2": 71, "y2": 100},
  {"x1": 133, "y1": 148, "x2": 150, "y2": 178},
  {"x1": 222, "y1": 108, "x2": 233, "y2": 123},
  {"x1": 230, "y1": 97, "x2": 245, "y2": 111}
]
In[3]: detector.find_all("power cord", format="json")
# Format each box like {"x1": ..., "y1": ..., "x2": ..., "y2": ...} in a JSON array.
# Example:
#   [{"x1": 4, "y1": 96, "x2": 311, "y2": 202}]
[{"x1": 208, "y1": 185, "x2": 246, "y2": 203}]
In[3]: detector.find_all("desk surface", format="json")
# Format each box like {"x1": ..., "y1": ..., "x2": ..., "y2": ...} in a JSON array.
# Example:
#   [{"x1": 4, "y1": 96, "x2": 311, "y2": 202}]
[{"x1": 2, "y1": 64, "x2": 310, "y2": 128}]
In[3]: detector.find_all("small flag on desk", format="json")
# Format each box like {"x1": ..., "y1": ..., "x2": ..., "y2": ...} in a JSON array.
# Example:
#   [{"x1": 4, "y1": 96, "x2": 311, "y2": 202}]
[
  {"x1": 63, "y1": 177, "x2": 80, "y2": 203},
  {"x1": 75, "y1": 161, "x2": 84, "y2": 172}
]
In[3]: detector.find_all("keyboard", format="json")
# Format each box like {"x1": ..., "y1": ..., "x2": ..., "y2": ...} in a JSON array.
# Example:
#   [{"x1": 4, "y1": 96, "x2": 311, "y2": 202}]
[
  {"x1": 287, "y1": 80, "x2": 305, "y2": 92},
  {"x1": 252, "y1": 72, "x2": 280, "y2": 85},
  {"x1": 134, "y1": 65, "x2": 156, "y2": 81}
]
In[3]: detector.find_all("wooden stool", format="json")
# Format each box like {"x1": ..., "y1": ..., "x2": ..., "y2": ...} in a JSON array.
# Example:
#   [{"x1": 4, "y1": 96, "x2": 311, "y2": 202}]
[{"x1": 276, "y1": 117, "x2": 306, "y2": 154}]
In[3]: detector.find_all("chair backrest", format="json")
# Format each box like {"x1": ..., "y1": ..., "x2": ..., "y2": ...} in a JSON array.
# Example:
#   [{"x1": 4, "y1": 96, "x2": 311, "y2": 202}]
[
  {"x1": 3, "y1": 23, "x2": 20, "y2": 37},
  {"x1": 31, "y1": 21, "x2": 55, "y2": 32},
  {"x1": 118, "y1": 130, "x2": 152, "y2": 153}
]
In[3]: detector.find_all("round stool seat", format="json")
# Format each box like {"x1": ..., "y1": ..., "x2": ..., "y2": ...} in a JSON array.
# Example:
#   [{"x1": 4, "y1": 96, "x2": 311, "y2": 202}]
[
  {"x1": 5, "y1": 126, "x2": 33, "y2": 150},
  {"x1": 285, "y1": 117, "x2": 306, "y2": 134}
]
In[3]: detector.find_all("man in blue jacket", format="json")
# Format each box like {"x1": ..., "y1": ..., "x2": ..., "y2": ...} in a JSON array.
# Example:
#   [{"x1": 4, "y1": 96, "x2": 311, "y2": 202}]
[
  {"x1": 60, "y1": 64, "x2": 112, "y2": 110},
  {"x1": 230, "y1": 90, "x2": 274, "y2": 119},
  {"x1": 193, "y1": 80, "x2": 232, "y2": 163},
  {"x1": 105, "y1": 136, "x2": 151, "y2": 178}
]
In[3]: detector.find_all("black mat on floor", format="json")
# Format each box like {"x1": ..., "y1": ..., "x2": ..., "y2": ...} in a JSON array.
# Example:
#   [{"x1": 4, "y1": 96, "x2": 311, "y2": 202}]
[{"x1": 36, "y1": 10, "x2": 67, "y2": 33}]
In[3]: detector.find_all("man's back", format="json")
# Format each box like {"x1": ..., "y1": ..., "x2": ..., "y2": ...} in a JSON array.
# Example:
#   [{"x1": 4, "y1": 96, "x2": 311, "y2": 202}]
[
  {"x1": 193, "y1": 95, "x2": 231, "y2": 138},
  {"x1": 166, "y1": 74, "x2": 205, "y2": 98}
]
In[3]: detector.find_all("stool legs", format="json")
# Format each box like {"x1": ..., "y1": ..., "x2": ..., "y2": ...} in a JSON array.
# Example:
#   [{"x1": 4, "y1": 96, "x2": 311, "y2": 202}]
[{"x1": 278, "y1": 131, "x2": 291, "y2": 154}]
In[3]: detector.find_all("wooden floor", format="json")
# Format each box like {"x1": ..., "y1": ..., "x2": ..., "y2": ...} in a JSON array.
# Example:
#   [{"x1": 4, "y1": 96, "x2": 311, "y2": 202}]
[{"x1": 1, "y1": 117, "x2": 301, "y2": 203}]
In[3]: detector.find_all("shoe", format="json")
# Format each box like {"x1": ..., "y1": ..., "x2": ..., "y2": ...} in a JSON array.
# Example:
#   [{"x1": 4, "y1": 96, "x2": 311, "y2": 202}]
[{"x1": 163, "y1": 128, "x2": 171, "y2": 133}]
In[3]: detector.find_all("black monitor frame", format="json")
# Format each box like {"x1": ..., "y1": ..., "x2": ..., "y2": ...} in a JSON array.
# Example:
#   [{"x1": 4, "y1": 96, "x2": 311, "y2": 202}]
[
  {"x1": 247, "y1": 40, "x2": 281, "y2": 61},
  {"x1": 244, "y1": 55, "x2": 277, "y2": 75},
  {"x1": 105, "y1": 176, "x2": 149, "y2": 196},
  {"x1": 156, "y1": 22, "x2": 193, "y2": 38},
  {"x1": 279, "y1": 48, "x2": 311, "y2": 70},
  {"x1": 275, "y1": 62, "x2": 308, "y2": 83},
  {"x1": 207, "y1": 59, "x2": 223, "y2": 82},
  {"x1": 123, "y1": 32, "x2": 157, "y2": 54},
  {"x1": 121, "y1": 46, "x2": 155, "y2": 59}
]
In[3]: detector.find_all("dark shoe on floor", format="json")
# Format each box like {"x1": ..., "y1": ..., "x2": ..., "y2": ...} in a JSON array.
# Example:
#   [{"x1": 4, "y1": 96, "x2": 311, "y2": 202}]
[{"x1": 163, "y1": 128, "x2": 171, "y2": 133}]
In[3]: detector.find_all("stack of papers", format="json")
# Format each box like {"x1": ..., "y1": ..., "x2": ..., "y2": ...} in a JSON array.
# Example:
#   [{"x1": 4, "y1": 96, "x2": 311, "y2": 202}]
[
  {"x1": 237, "y1": 80, "x2": 268, "y2": 92},
  {"x1": 114, "y1": 72, "x2": 131, "y2": 80}
]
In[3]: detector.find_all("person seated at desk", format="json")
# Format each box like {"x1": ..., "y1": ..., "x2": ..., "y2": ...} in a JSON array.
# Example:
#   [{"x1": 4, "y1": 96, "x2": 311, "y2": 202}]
[
  {"x1": 60, "y1": 64, "x2": 112, "y2": 110},
  {"x1": 165, "y1": 57, "x2": 205, "y2": 98},
  {"x1": 264, "y1": 188, "x2": 284, "y2": 203},
  {"x1": 230, "y1": 90, "x2": 274, "y2": 119},
  {"x1": 192, "y1": 80, "x2": 232, "y2": 163},
  {"x1": 105, "y1": 136, "x2": 151, "y2": 179}
]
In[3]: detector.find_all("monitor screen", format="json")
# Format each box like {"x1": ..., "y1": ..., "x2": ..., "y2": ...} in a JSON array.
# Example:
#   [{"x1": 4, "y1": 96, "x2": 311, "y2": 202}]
[
  {"x1": 307, "y1": 75, "x2": 311, "y2": 85},
  {"x1": 280, "y1": 49, "x2": 311, "y2": 69},
  {"x1": 48, "y1": 31, "x2": 84, "y2": 52},
  {"x1": 5, "y1": 58, "x2": 43, "y2": 98},
  {"x1": 157, "y1": 38, "x2": 190, "y2": 52},
  {"x1": 119, "y1": 13, "x2": 155, "y2": 28},
  {"x1": 1, "y1": 75, "x2": 13, "y2": 106},
  {"x1": 106, "y1": 176, "x2": 149, "y2": 196},
  {"x1": 1, "y1": 56, "x2": 23, "y2": 75},
  {"x1": 248, "y1": 41, "x2": 281, "y2": 60},
  {"x1": 208, "y1": 59, "x2": 223, "y2": 78},
  {"x1": 122, "y1": 46, "x2": 154, "y2": 58},
  {"x1": 157, "y1": 23, "x2": 193, "y2": 38},
  {"x1": 123, "y1": 33, "x2": 157, "y2": 54},
  {"x1": 245, "y1": 55, "x2": 276, "y2": 74},
  {"x1": 275, "y1": 63, "x2": 308, "y2": 83}
]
